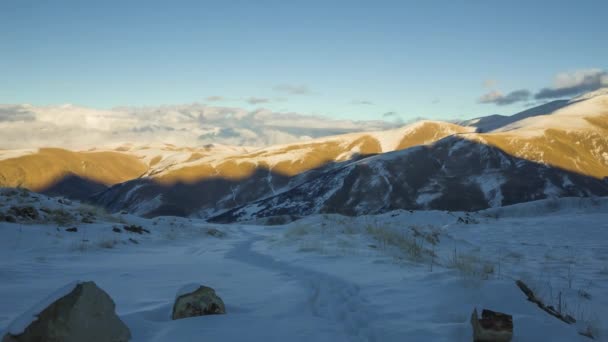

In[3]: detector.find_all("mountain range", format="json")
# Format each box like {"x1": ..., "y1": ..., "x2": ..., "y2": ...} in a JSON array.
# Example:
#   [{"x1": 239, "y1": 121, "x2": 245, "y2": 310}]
[{"x1": 1, "y1": 89, "x2": 607, "y2": 221}]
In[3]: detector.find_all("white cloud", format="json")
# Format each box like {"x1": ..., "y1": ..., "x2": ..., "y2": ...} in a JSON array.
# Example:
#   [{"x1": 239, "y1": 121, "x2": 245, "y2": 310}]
[
  {"x1": 245, "y1": 97, "x2": 271, "y2": 105},
  {"x1": 0, "y1": 104, "x2": 398, "y2": 149},
  {"x1": 478, "y1": 89, "x2": 530, "y2": 106},
  {"x1": 535, "y1": 69, "x2": 608, "y2": 99},
  {"x1": 205, "y1": 96, "x2": 224, "y2": 102},
  {"x1": 272, "y1": 84, "x2": 312, "y2": 95}
]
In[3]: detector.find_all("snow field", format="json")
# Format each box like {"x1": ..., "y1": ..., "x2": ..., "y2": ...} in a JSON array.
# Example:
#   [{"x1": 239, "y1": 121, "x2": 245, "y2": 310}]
[{"x1": 1, "y1": 194, "x2": 606, "y2": 341}]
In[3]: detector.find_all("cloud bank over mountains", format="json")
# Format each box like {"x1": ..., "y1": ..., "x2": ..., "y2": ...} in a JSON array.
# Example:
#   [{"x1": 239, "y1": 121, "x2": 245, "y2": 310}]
[
  {"x1": 535, "y1": 69, "x2": 608, "y2": 100},
  {"x1": 0, "y1": 104, "x2": 396, "y2": 149},
  {"x1": 479, "y1": 68, "x2": 608, "y2": 106},
  {"x1": 478, "y1": 89, "x2": 531, "y2": 106}
]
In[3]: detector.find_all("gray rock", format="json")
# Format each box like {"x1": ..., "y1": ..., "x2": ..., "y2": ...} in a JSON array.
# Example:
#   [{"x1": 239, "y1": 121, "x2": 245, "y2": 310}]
[
  {"x1": 2, "y1": 281, "x2": 131, "y2": 342},
  {"x1": 172, "y1": 285, "x2": 226, "y2": 320}
]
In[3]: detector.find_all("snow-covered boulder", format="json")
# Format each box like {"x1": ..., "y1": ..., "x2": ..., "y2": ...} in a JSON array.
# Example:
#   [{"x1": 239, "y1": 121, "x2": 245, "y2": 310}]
[
  {"x1": 171, "y1": 284, "x2": 226, "y2": 320},
  {"x1": 2, "y1": 281, "x2": 131, "y2": 342}
]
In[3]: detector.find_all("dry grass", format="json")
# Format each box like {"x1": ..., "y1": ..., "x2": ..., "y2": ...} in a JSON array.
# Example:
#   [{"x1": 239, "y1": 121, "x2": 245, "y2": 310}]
[
  {"x1": 155, "y1": 136, "x2": 383, "y2": 183},
  {"x1": 396, "y1": 121, "x2": 471, "y2": 150},
  {"x1": 46, "y1": 208, "x2": 75, "y2": 225},
  {"x1": 149, "y1": 155, "x2": 163, "y2": 167},
  {"x1": 365, "y1": 224, "x2": 428, "y2": 263},
  {"x1": 0, "y1": 148, "x2": 148, "y2": 191},
  {"x1": 478, "y1": 124, "x2": 608, "y2": 179},
  {"x1": 185, "y1": 152, "x2": 206, "y2": 163},
  {"x1": 446, "y1": 248, "x2": 495, "y2": 280}
]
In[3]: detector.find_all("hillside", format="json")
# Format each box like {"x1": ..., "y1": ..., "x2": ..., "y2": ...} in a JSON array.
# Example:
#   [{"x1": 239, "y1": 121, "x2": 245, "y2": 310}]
[
  {"x1": 211, "y1": 135, "x2": 608, "y2": 223},
  {"x1": 92, "y1": 121, "x2": 473, "y2": 217},
  {"x1": 0, "y1": 148, "x2": 148, "y2": 200}
]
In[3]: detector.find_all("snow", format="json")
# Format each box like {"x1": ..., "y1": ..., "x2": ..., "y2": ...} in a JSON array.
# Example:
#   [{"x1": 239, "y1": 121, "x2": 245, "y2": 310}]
[
  {"x1": 494, "y1": 93, "x2": 608, "y2": 136},
  {"x1": 544, "y1": 180, "x2": 563, "y2": 198},
  {"x1": 1, "y1": 194, "x2": 607, "y2": 341},
  {"x1": 135, "y1": 195, "x2": 163, "y2": 215},
  {"x1": 472, "y1": 174, "x2": 504, "y2": 207},
  {"x1": 7, "y1": 280, "x2": 81, "y2": 335},
  {"x1": 175, "y1": 283, "x2": 203, "y2": 299},
  {"x1": 416, "y1": 191, "x2": 441, "y2": 206},
  {"x1": 367, "y1": 121, "x2": 474, "y2": 152},
  {"x1": 0, "y1": 149, "x2": 36, "y2": 161}
]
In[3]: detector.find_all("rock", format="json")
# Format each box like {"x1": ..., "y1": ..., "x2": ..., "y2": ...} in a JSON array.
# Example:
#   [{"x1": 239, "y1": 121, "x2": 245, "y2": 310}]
[
  {"x1": 112, "y1": 227, "x2": 122, "y2": 233},
  {"x1": 470, "y1": 308, "x2": 513, "y2": 342},
  {"x1": 172, "y1": 284, "x2": 226, "y2": 320},
  {"x1": 123, "y1": 225, "x2": 149, "y2": 234},
  {"x1": 2, "y1": 281, "x2": 131, "y2": 342},
  {"x1": 65, "y1": 227, "x2": 78, "y2": 233}
]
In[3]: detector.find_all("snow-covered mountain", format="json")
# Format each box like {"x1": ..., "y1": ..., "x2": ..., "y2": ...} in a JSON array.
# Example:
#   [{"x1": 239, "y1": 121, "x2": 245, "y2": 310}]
[
  {"x1": 91, "y1": 121, "x2": 472, "y2": 217},
  {"x1": 211, "y1": 134, "x2": 608, "y2": 223},
  {"x1": 1, "y1": 90, "x2": 607, "y2": 218}
]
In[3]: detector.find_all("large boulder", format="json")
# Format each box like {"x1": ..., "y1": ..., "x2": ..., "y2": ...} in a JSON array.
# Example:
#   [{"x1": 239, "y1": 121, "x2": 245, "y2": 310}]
[
  {"x1": 2, "y1": 281, "x2": 131, "y2": 342},
  {"x1": 171, "y1": 284, "x2": 226, "y2": 320}
]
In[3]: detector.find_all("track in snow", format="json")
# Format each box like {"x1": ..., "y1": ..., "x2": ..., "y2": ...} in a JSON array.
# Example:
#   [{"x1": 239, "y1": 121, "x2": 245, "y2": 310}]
[{"x1": 225, "y1": 228, "x2": 377, "y2": 342}]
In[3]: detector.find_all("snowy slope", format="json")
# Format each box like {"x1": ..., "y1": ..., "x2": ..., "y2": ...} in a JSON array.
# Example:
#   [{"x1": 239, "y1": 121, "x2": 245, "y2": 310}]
[
  {"x1": 494, "y1": 93, "x2": 608, "y2": 134},
  {"x1": 0, "y1": 191, "x2": 606, "y2": 341},
  {"x1": 461, "y1": 100, "x2": 571, "y2": 133}
]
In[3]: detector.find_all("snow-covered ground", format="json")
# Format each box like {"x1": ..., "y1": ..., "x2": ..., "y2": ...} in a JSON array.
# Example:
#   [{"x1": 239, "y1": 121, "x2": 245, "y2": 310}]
[{"x1": 0, "y1": 190, "x2": 606, "y2": 341}]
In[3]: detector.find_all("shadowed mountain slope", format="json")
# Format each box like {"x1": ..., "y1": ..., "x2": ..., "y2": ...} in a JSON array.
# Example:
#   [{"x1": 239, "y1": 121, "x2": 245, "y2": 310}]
[
  {"x1": 209, "y1": 135, "x2": 608, "y2": 223},
  {"x1": 91, "y1": 121, "x2": 474, "y2": 216}
]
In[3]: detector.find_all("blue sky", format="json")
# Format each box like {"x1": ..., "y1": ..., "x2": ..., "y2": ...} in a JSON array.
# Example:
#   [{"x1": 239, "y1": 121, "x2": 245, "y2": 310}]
[{"x1": 1, "y1": 0, "x2": 607, "y2": 121}]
